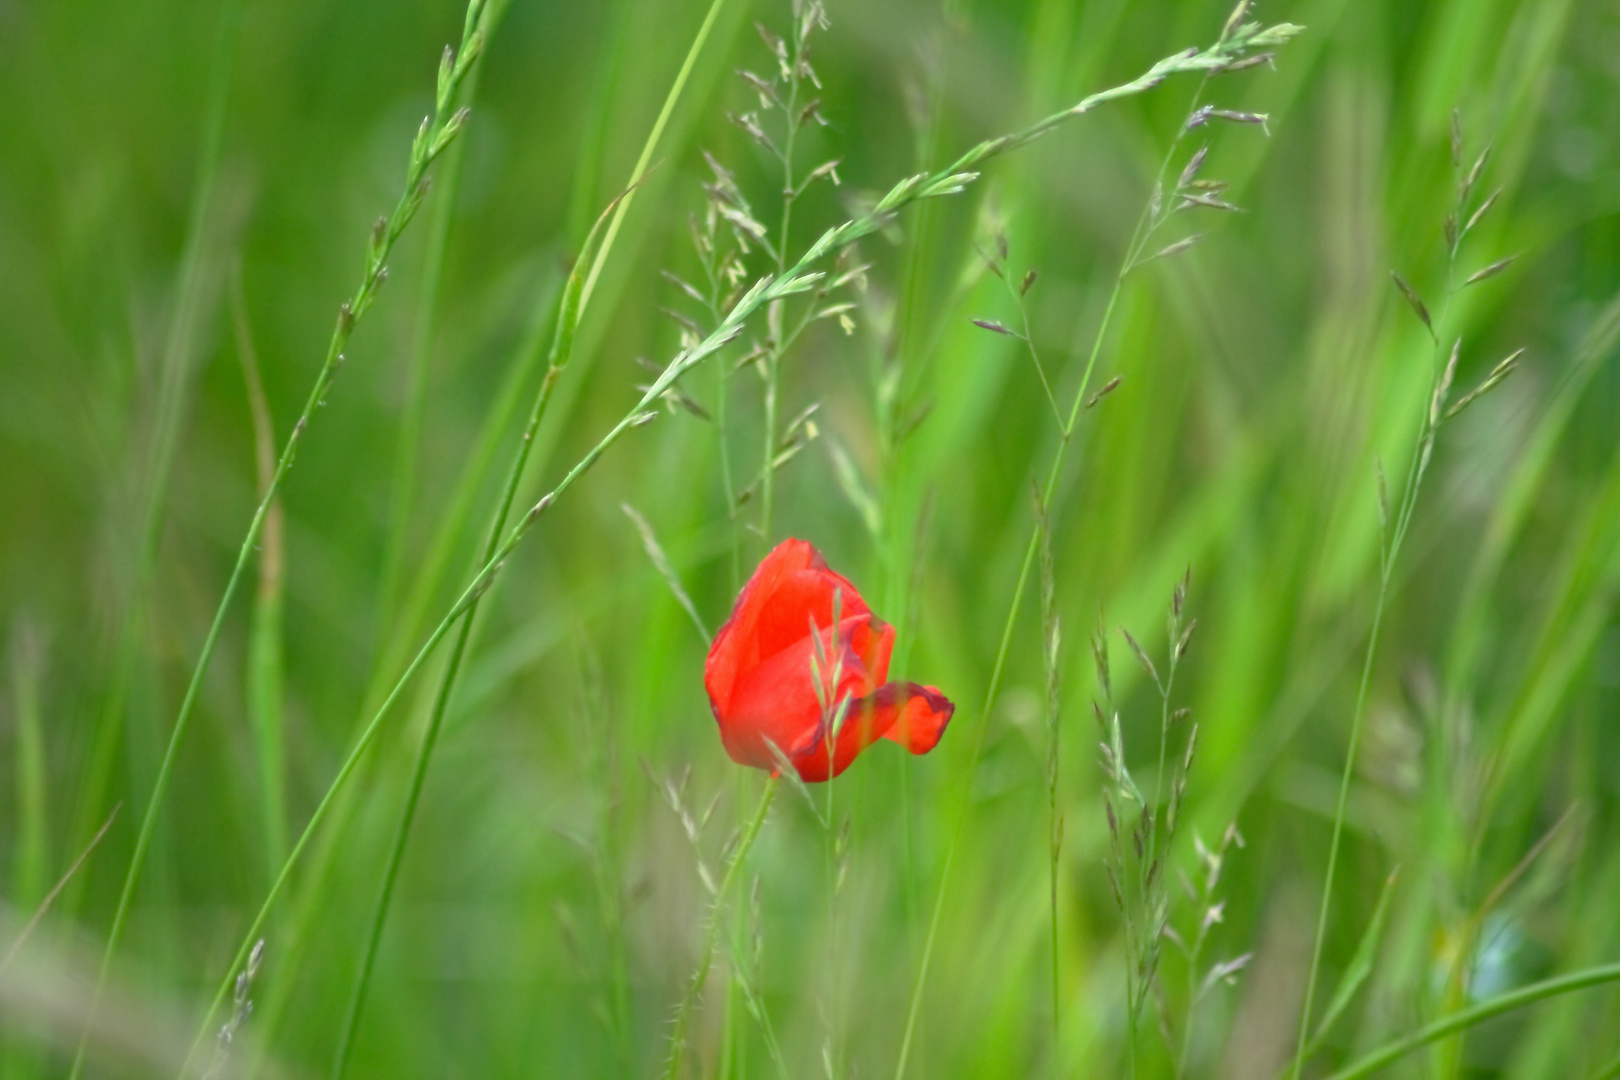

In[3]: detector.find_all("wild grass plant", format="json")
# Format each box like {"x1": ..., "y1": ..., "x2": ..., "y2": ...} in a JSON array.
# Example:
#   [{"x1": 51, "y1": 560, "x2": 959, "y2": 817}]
[{"x1": 1, "y1": 0, "x2": 1619, "y2": 1078}]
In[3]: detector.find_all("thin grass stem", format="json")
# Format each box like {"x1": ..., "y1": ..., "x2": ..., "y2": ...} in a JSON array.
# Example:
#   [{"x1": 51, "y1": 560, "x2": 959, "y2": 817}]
[
  {"x1": 579, "y1": 0, "x2": 732, "y2": 313},
  {"x1": 757, "y1": 14, "x2": 804, "y2": 550},
  {"x1": 0, "y1": 808, "x2": 119, "y2": 978},
  {"x1": 663, "y1": 778, "x2": 778, "y2": 1080},
  {"x1": 1289, "y1": 229, "x2": 1463, "y2": 1080}
]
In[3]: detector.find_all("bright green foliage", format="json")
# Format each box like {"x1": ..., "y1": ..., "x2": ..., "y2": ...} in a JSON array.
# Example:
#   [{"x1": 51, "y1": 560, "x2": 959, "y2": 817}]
[{"x1": 1, "y1": 0, "x2": 1617, "y2": 1078}]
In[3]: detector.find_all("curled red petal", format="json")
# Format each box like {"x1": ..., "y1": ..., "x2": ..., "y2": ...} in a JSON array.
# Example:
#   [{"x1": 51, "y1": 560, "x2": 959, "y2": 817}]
[
  {"x1": 791, "y1": 680, "x2": 956, "y2": 782},
  {"x1": 879, "y1": 683, "x2": 955, "y2": 754}
]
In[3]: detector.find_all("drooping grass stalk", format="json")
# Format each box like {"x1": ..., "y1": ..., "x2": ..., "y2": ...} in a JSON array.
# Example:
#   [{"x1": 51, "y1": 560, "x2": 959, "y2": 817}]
[
  {"x1": 372, "y1": 0, "x2": 494, "y2": 660},
  {"x1": 328, "y1": 183, "x2": 629, "y2": 1079},
  {"x1": 892, "y1": 11, "x2": 1299, "y2": 1073},
  {"x1": 230, "y1": 265, "x2": 289, "y2": 879},
  {"x1": 1289, "y1": 116, "x2": 1515, "y2": 1079},
  {"x1": 1317, "y1": 963, "x2": 1620, "y2": 1080},
  {"x1": 663, "y1": 778, "x2": 779, "y2": 1080}
]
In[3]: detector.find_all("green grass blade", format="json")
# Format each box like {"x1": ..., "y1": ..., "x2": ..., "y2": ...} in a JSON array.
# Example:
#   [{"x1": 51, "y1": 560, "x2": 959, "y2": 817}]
[
  {"x1": 230, "y1": 265, "x2": 289, "y2": 880},
  {"x1": 1308, "y1": 868, "x2": 1400, "y2": 1055},
  {"x1": 1321, "y1": 964, "x2": 1620, "y2": 1080}
]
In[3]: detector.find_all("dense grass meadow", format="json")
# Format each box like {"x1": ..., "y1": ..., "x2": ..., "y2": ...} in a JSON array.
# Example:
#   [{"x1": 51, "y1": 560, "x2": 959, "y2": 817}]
[{"x1": 4, "y1": 0, "x2": 1620, "y2": 1076}]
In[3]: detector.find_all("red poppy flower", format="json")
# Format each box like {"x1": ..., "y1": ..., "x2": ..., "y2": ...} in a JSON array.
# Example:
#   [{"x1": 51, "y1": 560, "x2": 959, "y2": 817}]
[{"x1": 705, "y1": 538, "x2": 954, "y2": 782}]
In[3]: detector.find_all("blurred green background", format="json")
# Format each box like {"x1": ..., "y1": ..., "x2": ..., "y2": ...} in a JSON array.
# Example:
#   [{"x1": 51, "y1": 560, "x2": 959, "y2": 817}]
[{"x1": 2, "y1": 0, "x2": 1618, "y2": 1076}]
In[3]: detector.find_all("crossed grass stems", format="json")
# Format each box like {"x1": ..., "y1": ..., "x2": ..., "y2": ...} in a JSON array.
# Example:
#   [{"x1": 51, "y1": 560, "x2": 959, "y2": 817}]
[
  {"x1": 665, "y1": 4, "x2": 1295, "y2": 1077},
  {"x1": 61, "y1": 0, "x2": 1619, "y2": 1076},
  {"x1": 656, "y1": 8, "x2": 1612, "y2": 1080}
]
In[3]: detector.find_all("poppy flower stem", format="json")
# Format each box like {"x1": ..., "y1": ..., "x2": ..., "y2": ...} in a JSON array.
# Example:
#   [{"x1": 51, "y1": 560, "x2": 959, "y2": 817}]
[{"x1": 664, "y1": 778, "x2": 778, "y2": 1080}]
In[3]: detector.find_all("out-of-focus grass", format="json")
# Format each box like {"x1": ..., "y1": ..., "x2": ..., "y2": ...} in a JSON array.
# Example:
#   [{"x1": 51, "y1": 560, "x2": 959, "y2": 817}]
[{"x1": 1, "y1": 0, "x2": 1618, "y2": 1077}]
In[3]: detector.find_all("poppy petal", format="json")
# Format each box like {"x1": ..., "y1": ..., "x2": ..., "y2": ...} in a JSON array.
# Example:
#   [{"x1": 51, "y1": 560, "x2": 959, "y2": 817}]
[
  {"x1": 879, "y1": 683, "x2": 955, "y2": 754},
  {"x1": 705, "y1": 539, "x2": 873, "y2": 716},
  {"x1": 791, "y1": 680, "x2": 955, "y2": 782},
  {"x1": 749, "y1": 566, "x2": 871, "y2": 664},
  {"x1": 851, "y1": 616, "x2": 894, "y2": 688},
  {"x1": 705, "y1": 539, "x2": 816, "y2": 715},
  {"x1": 715, "y1": 616, "x2": 878, "y2": 772},
  {"x1": 705, "y1": 537, "x2": 953, "y2": 782}
]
